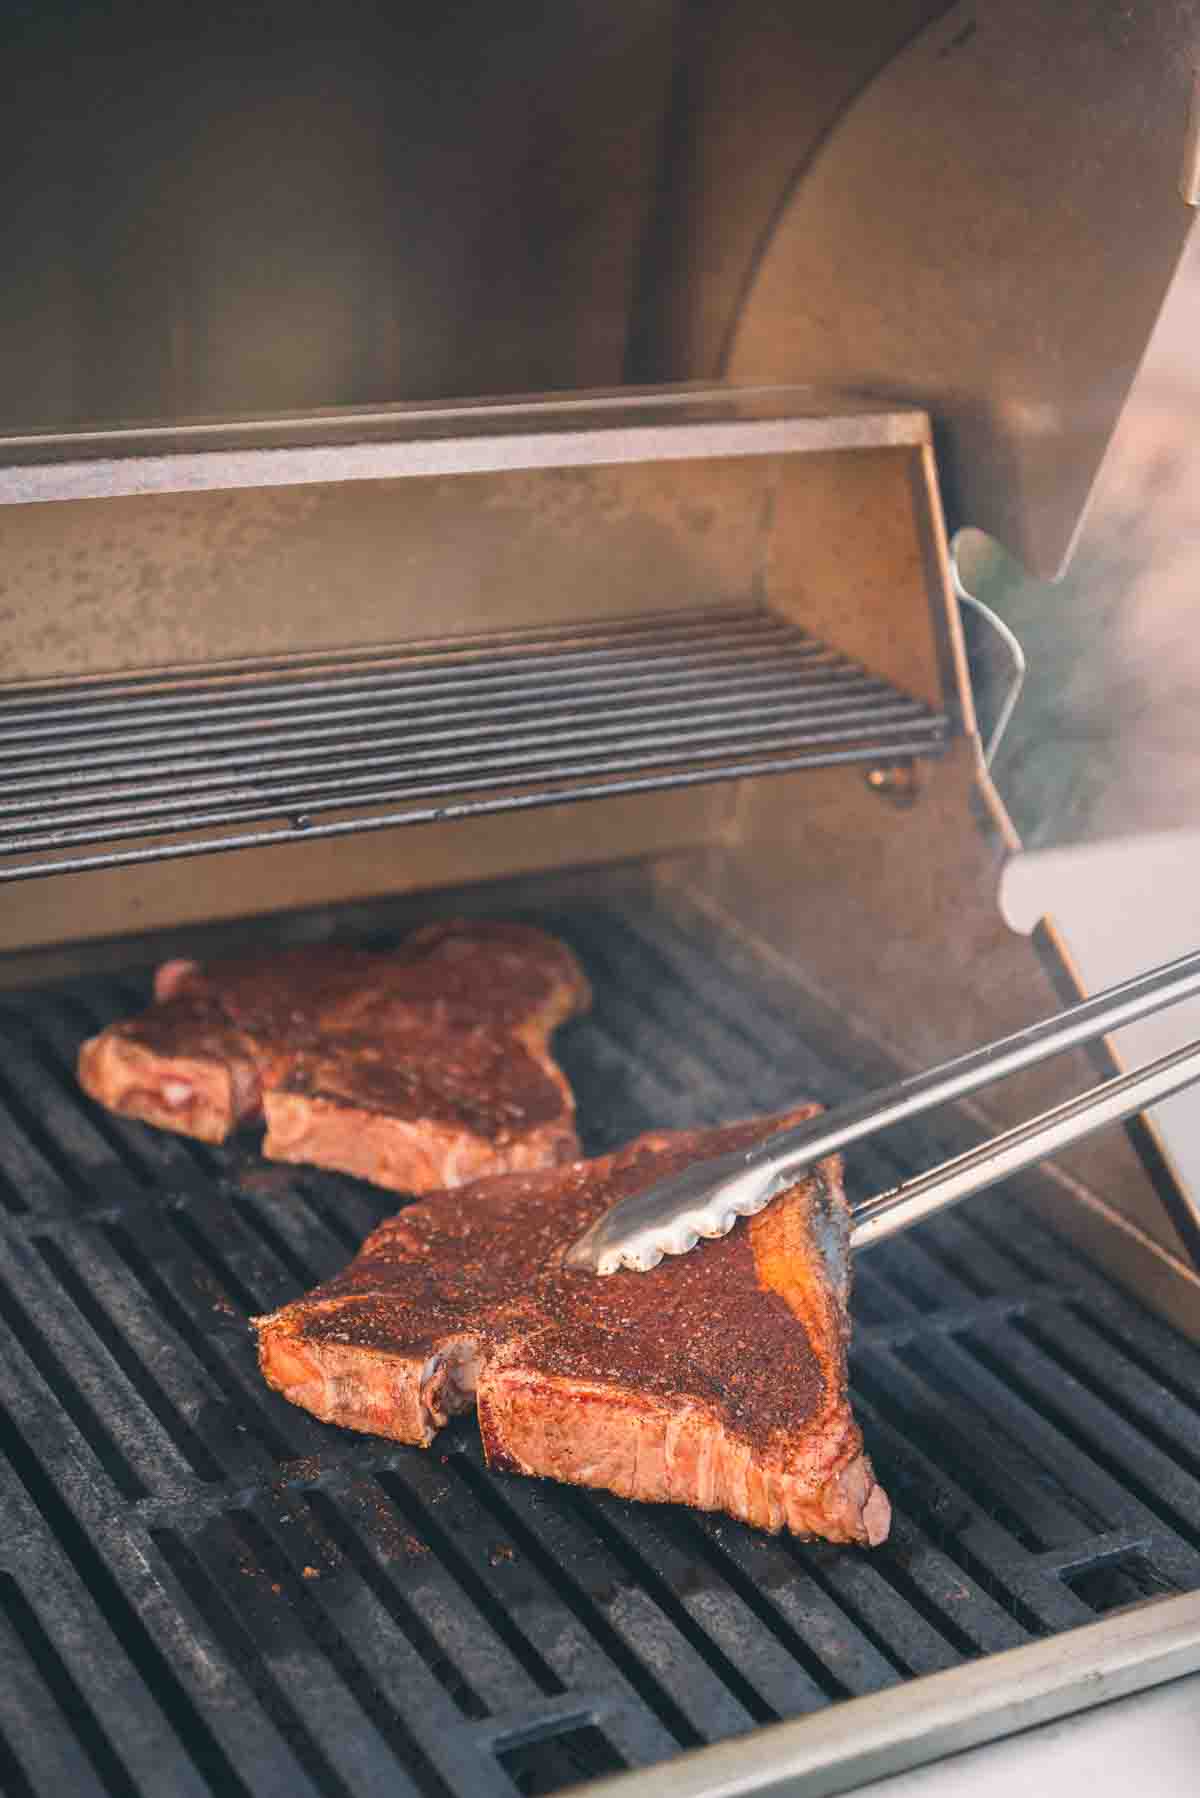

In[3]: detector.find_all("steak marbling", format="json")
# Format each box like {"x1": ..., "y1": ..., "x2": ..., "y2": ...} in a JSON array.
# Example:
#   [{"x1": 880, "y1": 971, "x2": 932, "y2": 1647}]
[
  {"x1": 78, "y1": 922, "x2": 590, "y2": 1191},
  {"x1": 255, "y1": 1110, "x2": 890, "y2": 1544}
]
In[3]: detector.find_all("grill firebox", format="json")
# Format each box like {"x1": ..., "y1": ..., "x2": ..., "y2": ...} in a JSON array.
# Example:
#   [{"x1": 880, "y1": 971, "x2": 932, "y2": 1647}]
[{"x1": 1, "y1": 886, "x2": 1198, "y2": 1798}]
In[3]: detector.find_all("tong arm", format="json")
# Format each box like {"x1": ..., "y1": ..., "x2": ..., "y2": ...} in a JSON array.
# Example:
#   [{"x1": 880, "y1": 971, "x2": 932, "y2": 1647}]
[
  {"x1": 850, "y1": 1033, "x2": 1200, "y2": 1251},
  {"x1": 565, "y1": 945, "x2": 1200, "y2": 1275}
]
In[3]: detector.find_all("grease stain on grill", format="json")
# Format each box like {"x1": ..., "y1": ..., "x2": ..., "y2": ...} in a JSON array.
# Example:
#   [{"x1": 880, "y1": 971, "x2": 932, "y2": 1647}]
[{"x1": 226, "y1": 1162, "x2": 299, "y2": 1202}]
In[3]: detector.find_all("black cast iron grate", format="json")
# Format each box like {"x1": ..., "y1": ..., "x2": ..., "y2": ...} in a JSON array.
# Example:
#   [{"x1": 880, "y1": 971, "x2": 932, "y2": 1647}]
[{"x1": 0, "y1": 891, "x2": 1199, "y2": 1796}]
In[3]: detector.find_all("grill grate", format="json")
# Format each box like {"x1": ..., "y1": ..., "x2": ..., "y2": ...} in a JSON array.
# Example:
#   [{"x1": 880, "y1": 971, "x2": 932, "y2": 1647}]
[
  {"x1": 0, "y1": 607, "x2": 949, "y2": 881},
  {"x1": 1, "y1": 890, "x2": 1199, "y2": 1796}
]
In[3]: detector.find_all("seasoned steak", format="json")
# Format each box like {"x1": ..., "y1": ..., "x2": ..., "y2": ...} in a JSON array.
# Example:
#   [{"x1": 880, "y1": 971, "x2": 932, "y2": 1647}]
[
  {"x1": 78, "y1": 922, "x2": 590, "y2": 1190},
  {"x1": 255, "y1": 1111, "x2": 890, "y2": 1544}
]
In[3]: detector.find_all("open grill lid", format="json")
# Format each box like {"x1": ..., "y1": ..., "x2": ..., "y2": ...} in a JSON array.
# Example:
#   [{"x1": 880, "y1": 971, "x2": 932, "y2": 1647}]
[
  {"x1": 2, "y1": 1, "x2": 1196, "y2": 578},
  {"x1": 630, "y1": 0, "x2": 1200, "y2": 579}
]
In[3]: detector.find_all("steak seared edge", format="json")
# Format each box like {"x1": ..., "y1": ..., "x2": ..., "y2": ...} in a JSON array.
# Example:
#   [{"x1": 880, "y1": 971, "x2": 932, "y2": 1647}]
[
  {"x1": 255, "y1": 1110, "x2": 891, "y2": 1545},
  {"x1": 77, "y1": 922, "x2": 590, "y2": 1191}
]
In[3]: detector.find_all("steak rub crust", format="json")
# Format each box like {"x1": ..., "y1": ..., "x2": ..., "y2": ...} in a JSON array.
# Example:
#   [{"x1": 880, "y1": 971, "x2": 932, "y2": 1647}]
[
  {"x1": 78, "y1": 923, "x2": 590, "y2": 1191},
  {"x1": 255, "y1": 1111, "x2": 890, "y2": 1545}
]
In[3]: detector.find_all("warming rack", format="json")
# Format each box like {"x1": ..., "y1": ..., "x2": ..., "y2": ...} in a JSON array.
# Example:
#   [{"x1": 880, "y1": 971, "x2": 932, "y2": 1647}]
[{"x1": 0, "y1": 603, "x2": 949, "y2": 883}]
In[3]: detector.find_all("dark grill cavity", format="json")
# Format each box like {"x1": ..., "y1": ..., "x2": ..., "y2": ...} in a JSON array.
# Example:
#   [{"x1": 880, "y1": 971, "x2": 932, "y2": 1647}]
[
  {"x1": 1, "y1": 892, "x2": 1200, "y2": 1797},
  {"x1": 0, "y1": 606, "x2": 948, "y2": 882}
]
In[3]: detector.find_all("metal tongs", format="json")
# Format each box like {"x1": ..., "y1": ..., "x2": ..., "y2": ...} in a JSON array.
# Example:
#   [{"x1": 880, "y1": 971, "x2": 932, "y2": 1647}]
[{"x1": 564, "y1": 947, "x2": 1200, "y2": 1275}]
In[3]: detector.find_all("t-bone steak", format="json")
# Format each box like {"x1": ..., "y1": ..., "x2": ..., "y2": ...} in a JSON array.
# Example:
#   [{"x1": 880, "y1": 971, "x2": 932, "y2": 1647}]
[
  {"x1": 255, "y1": 1110, "x2": 890, "y2": 1544},
  {"x1": 77, "y1": 922, "x2": 590, "y2": 1191}
]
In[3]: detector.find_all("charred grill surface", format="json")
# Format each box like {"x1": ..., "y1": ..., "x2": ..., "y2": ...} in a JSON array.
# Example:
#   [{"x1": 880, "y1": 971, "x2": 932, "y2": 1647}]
[{"x1": 1, "y1": 890, "x2": 1199, "y2": 1796}]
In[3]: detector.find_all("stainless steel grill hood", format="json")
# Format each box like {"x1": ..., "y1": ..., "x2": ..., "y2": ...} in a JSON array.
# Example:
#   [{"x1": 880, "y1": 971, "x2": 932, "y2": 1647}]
[{"x1": 2, "y1": 0, "x2": 1197, "y2": 574}]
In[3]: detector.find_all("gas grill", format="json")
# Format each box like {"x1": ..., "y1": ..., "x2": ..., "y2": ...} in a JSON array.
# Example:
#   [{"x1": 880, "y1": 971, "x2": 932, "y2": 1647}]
[
  {"x1": 0, "y1": 883, "x2": 1198, "y2": 1798},
  {"x1": 4, "y1": 4, "x2": 1200, "y2": 1795}
]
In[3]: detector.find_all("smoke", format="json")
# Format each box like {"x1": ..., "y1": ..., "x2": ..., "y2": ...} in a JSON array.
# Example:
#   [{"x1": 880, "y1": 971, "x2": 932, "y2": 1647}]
[{"x1": 966, "y1": 230, "x2": 1200, "y2": 853}]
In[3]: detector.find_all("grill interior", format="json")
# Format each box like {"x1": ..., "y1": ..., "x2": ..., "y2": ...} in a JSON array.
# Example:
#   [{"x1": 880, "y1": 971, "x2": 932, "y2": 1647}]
[
  {"x1": 0, "y1": 606, "x2": 948, "y2": 883},
  {"x1": 1, "y1": 886, "x2": 1199, "y2": 1797}
]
